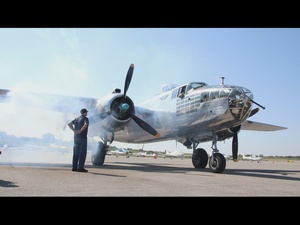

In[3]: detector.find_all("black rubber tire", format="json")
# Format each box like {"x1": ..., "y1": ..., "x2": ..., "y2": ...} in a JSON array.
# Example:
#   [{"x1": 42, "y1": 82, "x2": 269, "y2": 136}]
[
  {"x1": 192, "y1": 148, "x2": 208, "y2": 168},
  {"x1": 91, "y1": 142, "x2": 106, "y2": 166},
  {"x1": 209, "y1": 152, "x2": 226, "y2": 173}
]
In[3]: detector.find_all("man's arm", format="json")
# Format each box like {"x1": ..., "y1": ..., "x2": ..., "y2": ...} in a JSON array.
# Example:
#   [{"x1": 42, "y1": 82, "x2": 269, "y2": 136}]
[
  {"x1": 68, "y1": 121, "x2": 75, "y2": 132},
  {"x1": 76, "y1": 122, "x2": 88, "y2": 134}
]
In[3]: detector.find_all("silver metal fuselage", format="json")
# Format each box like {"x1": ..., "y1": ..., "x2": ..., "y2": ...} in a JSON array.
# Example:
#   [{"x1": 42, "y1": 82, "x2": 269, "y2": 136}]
[{"x1": 113, "y1": 82, "x2": 253, "y2": 145}]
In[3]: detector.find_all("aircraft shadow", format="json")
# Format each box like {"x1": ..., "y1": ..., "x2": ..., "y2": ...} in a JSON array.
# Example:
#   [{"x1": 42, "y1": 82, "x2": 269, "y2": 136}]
[
  {"x1": 91, "y1": 161, "x2": 300, "y2": 182},
  {"x1": 1, "y1": 161, "x2": 300, "y2": 182},
  {"x1": 223, "y1": 168, "x2": 300, "y2": 182},
  {"x1": 0, "y1": 179, "x2": 19, "y2": 188}
]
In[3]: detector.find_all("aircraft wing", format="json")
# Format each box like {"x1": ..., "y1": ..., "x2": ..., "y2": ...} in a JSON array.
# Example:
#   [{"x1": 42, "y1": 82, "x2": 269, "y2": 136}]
[
  {"x1": 241, "y1": 120, "x2": 287, "y2": 131},
  {"x1": 0, "y1": 89, "x2": 98, "y2": 116}
]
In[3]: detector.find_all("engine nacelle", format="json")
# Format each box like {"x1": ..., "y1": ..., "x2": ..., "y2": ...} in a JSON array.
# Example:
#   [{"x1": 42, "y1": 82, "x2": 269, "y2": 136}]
[
  {"x1": 91, "y1": 93, "x2": 135, "y2": 133},
  {"x1": 215, "y1": 125, "x2": 241, "y2": 141}
]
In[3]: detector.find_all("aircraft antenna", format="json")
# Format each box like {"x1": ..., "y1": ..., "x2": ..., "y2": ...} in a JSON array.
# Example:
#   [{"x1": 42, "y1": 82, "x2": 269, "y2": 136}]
[{"x1": 219, "y1": 77, "x2": 225, "y2": 85}]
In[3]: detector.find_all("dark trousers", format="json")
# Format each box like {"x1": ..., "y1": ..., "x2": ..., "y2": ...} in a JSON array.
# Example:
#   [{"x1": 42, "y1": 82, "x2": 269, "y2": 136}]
[{"x1": 72, "y1": 137, "x2": 87, "y2": 169}]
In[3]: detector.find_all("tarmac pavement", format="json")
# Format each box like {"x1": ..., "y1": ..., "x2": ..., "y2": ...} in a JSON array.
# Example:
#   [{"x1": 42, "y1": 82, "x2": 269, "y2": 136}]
[{"x1": 1, "y1": 148, "x2": 300, "y2": 196}]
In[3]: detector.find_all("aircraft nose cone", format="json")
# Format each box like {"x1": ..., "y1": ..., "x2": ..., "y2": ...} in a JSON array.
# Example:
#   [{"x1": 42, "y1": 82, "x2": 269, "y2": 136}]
[{"x1": 228, "y1": 86, "x2": 253, "y2": 121}]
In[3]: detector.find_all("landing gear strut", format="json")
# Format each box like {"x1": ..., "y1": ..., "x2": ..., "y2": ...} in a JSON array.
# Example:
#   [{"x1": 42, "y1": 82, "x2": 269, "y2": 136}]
[
  {"x1": 190, "y1": 134, "x2": 227, "y2": 173},
  {"x1": 91, "y1": 132, "x2": 112, "y2": 166},
  {"x1": 209, "y1": 134, "x2": 226, "y2": 173}
]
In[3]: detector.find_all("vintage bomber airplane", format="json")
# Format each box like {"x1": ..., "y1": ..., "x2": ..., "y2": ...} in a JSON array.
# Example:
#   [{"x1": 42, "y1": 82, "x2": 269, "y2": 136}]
[{"x1": 0, "y1": 64, "x2": 287, "y2": 173}]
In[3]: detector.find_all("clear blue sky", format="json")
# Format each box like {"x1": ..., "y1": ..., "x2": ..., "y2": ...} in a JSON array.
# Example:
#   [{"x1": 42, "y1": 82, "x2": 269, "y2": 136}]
[{"x1": 0, "y1": 28, "x2": 298, "y2": 156}]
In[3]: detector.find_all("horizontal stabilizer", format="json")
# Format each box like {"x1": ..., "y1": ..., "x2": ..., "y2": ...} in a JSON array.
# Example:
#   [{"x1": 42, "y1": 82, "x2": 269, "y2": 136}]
[{"x1": 242, "y1": 120, "x2": 287, "y2": 131}]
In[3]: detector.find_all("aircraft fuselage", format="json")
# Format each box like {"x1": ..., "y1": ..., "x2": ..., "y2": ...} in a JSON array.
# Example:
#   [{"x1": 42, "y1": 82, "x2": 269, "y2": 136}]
[{"x1": 113, "y1": 82, "x2": 253, "y2": 144}]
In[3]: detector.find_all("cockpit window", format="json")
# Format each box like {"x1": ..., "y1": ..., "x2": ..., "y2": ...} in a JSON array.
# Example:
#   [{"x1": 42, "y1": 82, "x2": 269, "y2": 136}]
[
  {"x1": 161, "y1": 83, "x2": 179, "y2": 93},
  {"x1": 171, "y1": 88, "x2": 179, "y2": 99},
  {"x1": 186, "y1": 82, "x2": 208, "y2": 93}
]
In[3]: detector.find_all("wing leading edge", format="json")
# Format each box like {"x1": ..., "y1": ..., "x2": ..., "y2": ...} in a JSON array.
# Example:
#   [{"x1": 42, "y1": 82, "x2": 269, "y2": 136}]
[
  {"x1": 0, "y1": 89, "x2": 98, "y2": 116},
  {"x1": 241, "y1": 120, "x2": 287, "y2": 131}
]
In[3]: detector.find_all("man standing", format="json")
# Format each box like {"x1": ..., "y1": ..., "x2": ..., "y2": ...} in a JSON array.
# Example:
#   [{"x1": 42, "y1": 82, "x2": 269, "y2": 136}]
[{"x1": 68, "y1": 108, "x2": 89, "y2": 172}]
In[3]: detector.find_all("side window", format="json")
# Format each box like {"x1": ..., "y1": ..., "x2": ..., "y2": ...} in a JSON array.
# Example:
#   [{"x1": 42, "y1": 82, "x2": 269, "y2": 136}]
[
  {"x1": 186, "y1": 84, "x2": 192, "y2": 94},
  {"x1": 220, "y1": 89, "x2": 230, "y2": 98},
  {"x1": 210, "y1": 90, "x2": 219, "y2": 100},
  {"x1": 171, "y1": 88, "x2": 179, "y2": 99},
  {"x1": 201, "y1": 91, "x2": 209, "y2": 102},
  {"x1": 178, "y1": 86, "x2": 186, "y2": 98}
]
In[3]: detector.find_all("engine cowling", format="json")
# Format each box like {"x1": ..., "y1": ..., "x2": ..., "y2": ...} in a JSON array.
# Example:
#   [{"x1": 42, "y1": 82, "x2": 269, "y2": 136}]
[
  {"x1": 89, "y1": 93, "x2": 135, "y2": 134},
  {"x1": 215, "y1": 125, "x2": 241, "y2": 141},
  {"x1": 89, "y1": 64, "x2": 160, "y2": 138}
]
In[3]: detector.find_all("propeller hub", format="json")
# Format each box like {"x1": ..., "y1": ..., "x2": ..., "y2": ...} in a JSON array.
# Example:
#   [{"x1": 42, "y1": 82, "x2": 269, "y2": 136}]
[{"x1": 121, "y1": 103, "x2": 129, "y2": 112}]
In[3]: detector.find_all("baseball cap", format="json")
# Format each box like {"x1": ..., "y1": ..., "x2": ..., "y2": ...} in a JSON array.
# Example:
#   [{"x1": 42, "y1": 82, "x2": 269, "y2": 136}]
[{"x1": 80, "y1": 108, "x2": 89, "y2": 114}]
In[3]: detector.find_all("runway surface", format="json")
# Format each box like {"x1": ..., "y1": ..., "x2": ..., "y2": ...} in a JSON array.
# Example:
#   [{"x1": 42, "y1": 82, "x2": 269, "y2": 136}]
[{"x1": 1, "y1": 148, "x2": 300, "y2": 196}]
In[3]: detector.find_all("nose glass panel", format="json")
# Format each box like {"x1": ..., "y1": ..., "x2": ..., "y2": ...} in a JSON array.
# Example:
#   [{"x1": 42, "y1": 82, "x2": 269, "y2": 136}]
[{"x1": 228, "y1": 87, "x2": 253, "y2": 121}]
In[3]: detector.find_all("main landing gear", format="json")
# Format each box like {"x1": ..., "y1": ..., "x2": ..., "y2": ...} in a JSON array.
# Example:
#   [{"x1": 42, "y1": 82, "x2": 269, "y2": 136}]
[
  {"x1": 190, "y1": 135, "x2": 226, "y2": 173},
  {"x1": 91, "y1": 141, "x2": 107, "y2": 166},
  {"x1": 91, "y1": 133, "x2": 111, "y2": 166}
]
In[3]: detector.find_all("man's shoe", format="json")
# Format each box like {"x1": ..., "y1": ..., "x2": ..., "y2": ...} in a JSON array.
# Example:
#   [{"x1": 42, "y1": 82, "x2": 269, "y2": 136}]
[
  {"x1": 72, "y1": 168, "x2": 77, "y2": 171},
  {"x1": 77, "y1": 168, "x2": 88, "y2": 172}
]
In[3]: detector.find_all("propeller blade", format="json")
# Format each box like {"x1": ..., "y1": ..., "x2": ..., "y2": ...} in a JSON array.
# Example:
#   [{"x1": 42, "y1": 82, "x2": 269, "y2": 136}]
[
  {"x1": 123, "y1": 64, "x2": 134, "y2": 99},
  {"x1": 127, "y1": 111, "x2": 160, "y2": 137},
  {"x1": 232, "y1": 128, "x2": 238, "y2": 162},
  {"x1": 118, "y1": 63, "x2": 159, "y2": 138}
]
